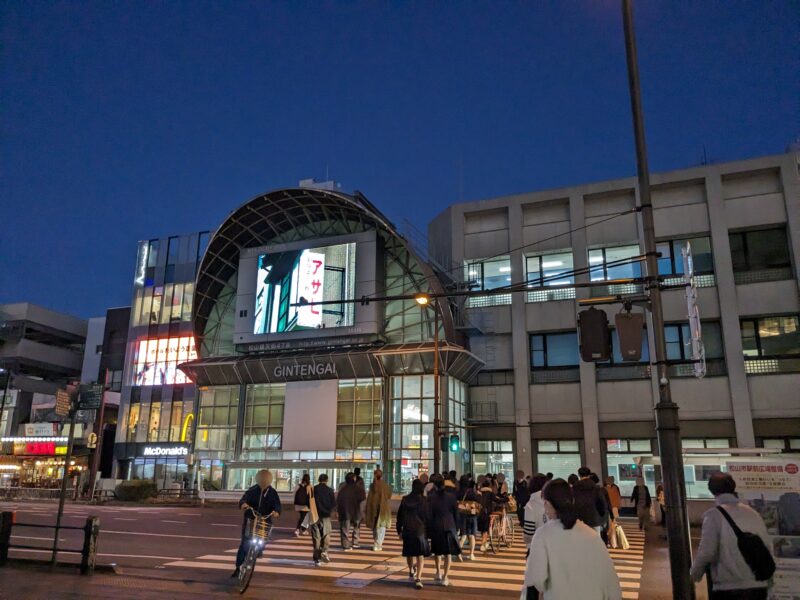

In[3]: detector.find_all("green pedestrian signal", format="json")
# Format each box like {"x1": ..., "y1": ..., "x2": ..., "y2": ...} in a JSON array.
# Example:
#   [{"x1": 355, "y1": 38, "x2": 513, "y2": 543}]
[{"x1": 449, "y1": 434, "x2": 460, "y2": 453}]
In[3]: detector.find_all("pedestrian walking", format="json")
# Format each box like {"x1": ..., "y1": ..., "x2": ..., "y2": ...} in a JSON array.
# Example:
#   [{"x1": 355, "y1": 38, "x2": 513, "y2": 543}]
[
  {"x1": 513, "y1": 470, "x2": 531, "y2": 528},
  {"x1": 522, "y1": 473, "x2": 548, "y2": 546},
  {"x1": 337, "y1": 472, "x2": 366, "y2": 550},
  {"x1": 293, "y1": 473, "x2": 312, "y2": 537},
  {"x1": 478, "y1": 477, "x2": 500, "y2": 552},
  {"x1": 233, "y1": 469, "x2": 281, "y2": 578},
  {"x1": 572, "y1": 466, "x2": 607, "y2": 534},
  {"x1": 427, "y1": 473, "x2": 461, "y2": 585},
  {"x1": 690, "y1": 472, "x2": 775, "y2": 599},
  {"x1": 365, "y1": 468, "x2": 392, "y2": 551},
  {"x1": 310, "y1": 473, "x2": 336, "y2": 566},
  {"x1": 630, "y1": 477, "x2": 652, "y2": 531},
  {"x1": 523, "y1": 478, "x2": 622, "y2": 600},
  {"x1": 496, "y1": 472, "x2": 509, "y2": 496},
  {"x1": 457, "y1": 477, "x2": 481, "y2": 560},
  {"x1": 655, "y1": 484, "x2": 666, "y2": 526},
  {"x1": 397, "y1": 478, "x2": 431, "y2": 590},
  {"x1": 604, "y1": 476, "x2": 622, "y2": 548}
]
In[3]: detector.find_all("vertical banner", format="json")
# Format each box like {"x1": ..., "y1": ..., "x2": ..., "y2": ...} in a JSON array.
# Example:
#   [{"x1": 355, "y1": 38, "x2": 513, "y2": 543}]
[
  {"x1": 726, "y1": 459, "x2": 800, "y2": 599},
  {"x1": 296, "y1": 250, "x2": 325, "y2": 328}
]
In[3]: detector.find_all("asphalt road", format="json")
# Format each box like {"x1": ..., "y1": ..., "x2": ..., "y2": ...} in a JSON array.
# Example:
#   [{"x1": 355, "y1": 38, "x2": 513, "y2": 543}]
[{"x1": 0, "y1": 500, "x2": 657, "y2": 599}]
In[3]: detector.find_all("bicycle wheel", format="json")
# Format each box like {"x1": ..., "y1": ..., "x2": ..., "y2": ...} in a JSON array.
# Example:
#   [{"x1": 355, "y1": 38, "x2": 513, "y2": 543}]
[
  {"x1": 238, "y1": 544, "x2": 258, "y2": 594},
  {"x1": 504, "y1": 515, "x2": 515, "y2": 548},
  {"x1": 489, "y1": 517, "x2": 500, "y2": 554}
]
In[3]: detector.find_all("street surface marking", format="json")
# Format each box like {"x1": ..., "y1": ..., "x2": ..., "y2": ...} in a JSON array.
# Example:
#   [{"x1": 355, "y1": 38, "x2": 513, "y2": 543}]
[
  {"x1": 103, "y1": 529, "x2": 239, "y2": 541},
  {"x1": 161, "y1": 520, "x2": 187, "y2": 524}
]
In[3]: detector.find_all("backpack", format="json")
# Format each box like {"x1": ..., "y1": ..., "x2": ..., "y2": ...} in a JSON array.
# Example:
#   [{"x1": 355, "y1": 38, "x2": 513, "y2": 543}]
[{"x1": 717, "y1": 506, "x2": 776, "y2": 581}]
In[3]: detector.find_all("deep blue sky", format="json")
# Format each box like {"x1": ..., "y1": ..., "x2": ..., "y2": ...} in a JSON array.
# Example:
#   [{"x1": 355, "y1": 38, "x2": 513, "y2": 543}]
[{"x1": 2, "y1": 1, "x2": 798, "y2": 319}]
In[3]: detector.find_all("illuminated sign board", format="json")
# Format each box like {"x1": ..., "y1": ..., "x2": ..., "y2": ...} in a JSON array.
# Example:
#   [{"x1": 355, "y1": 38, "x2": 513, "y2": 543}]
[
  {"x1": 134, "y1": 243, "x2": 149, "y2": 286},
  {"x1": 253, "y1": 242, "x2": 356, "y2": 334},
  {"x1": 142, "y1": 445, "x2": 189, "y2": 457},
  {"x1": 272, "y1": 362, "x2": 337, "y2": 379},
  {"x1": 133, "y1": 336, "x2": 197, "y2": 386},
  {"x1": 9, "y1": 439, "x2": 68, "y2": 456}
]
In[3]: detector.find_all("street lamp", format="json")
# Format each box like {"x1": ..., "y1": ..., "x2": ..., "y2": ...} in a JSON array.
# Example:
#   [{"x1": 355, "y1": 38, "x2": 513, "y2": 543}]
[{"x1": 414, "y1": 293, "x2": 442, "y2": 475}]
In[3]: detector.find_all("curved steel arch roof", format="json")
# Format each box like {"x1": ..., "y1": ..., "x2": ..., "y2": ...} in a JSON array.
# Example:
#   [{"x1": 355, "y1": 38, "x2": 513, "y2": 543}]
[{"x1": 193, "y1": 187, "x2": 455, "y2": 354}]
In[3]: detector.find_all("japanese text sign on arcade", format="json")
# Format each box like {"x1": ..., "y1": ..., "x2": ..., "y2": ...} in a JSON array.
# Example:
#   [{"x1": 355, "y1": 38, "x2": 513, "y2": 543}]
[{"x1": 297, "y1": 251, "x2": 325, "y2": 328}]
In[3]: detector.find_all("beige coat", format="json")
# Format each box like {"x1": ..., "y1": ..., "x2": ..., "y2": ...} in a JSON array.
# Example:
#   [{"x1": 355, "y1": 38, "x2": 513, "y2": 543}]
[{"x1": 365, "y1": 479, "x2": 392, "y2": 529}]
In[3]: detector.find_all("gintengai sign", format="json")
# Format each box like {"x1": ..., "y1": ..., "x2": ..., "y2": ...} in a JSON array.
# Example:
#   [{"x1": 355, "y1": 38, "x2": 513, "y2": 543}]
[{"x1": 273, "y1": 363, "x2": 336, "y2": 379}]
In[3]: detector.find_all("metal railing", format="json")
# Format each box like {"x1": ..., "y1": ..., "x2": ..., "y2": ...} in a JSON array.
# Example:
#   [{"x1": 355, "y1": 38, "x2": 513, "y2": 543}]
[
  {"x1": 744, "y1": 356, "x2": 800, "y2": 375},
  {"x1": 0, "y1": 488, "x2": 62, "y2": 501},
  {"x1": 734, "y1": 267, "x2": 793, "y2": 285},
  {"x1": 0, "y1": 511, "x2": 100, "y2": 574},
  {"x1": 474, "y1": 370, "x2": 515, "y2": 386},
  {"x1": 596, "y1": 363, "x2": 651, "y2": 381},
  {"x1": 526, "y1": 287, "x2": 577, "y2": 303},
  {"x1": 531, "y1": 367, "x2": 581, "y2": 384},
  {"x1": 668, "y1": 358, "x2": 727, "y2": 378},
  {"x1": 467, "y1": 294, "x2": 512, "y2": 308}
]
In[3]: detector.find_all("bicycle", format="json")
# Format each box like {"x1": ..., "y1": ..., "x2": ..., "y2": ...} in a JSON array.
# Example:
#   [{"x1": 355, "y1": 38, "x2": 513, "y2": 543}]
[
  {"x1": 238, "y1": 507, "x2": 274, "y2": 594},
  {"x1": 487, "y1": 509, "x2": 515, "y2": 552}
]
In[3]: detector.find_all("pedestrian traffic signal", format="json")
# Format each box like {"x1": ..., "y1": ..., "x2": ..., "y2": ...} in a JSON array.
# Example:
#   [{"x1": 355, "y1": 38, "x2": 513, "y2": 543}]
[
  {"x1": 449, "y1": 434, "x2": 460, "y2": 453},
  {"x1": 615, "y1": 311, "x2": 644, "y2": 361},
  {"x1": 578, "y1": 307, "x2": 612, "y2": 362}
]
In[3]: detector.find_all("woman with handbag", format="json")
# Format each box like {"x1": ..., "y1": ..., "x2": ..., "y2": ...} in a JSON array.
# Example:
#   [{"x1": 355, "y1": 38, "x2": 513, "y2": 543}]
[
  {"x1": 293, "y1": 473, "x2": 312, "y2": 536},
  {"x1": 457, "y1": 478, "x2": 481, "y2": 560}
]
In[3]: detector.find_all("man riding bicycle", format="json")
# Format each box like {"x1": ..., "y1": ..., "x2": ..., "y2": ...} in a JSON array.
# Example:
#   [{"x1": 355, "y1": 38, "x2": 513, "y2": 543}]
[{"x1": 233, "y1": 469, "x2": 281, "y2": 578}]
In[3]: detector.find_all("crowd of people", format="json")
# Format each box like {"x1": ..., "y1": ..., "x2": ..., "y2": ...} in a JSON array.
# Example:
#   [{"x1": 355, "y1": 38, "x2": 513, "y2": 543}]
[{"x1": 235, "y1": 466, "x2": 775, "y2": 599}]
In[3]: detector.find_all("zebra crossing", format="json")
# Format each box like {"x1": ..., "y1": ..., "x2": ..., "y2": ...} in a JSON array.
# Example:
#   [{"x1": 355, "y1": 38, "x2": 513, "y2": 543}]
[{"x1": 162, "y1": 519, "x2": 645, "y2": 597}]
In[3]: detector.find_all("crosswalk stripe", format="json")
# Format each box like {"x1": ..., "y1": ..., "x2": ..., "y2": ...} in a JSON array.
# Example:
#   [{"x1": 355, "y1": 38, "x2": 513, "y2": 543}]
[{"x1": 164, "y1": 520, "x2": 645, "y2": 598}]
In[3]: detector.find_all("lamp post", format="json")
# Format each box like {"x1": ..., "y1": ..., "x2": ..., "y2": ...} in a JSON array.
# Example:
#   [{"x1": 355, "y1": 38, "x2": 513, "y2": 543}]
[
  {"x1": 415, "y1": 293, "x2": 441, "y2": 475},
  {"x1": 621, "y1": 2, "x2": 694, "y2": 598}
]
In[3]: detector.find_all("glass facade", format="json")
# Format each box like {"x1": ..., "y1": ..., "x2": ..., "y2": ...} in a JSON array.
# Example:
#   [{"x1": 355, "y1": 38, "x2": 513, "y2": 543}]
[
  {"x1": 536, "y1": 440, "x2": 581, "y2": 480},
  {"x1": 473, "y1": 440, "x2": 514, "y2": 481},
  {"x1": 336, "y1": 378, "x2": 382, "y2": 462},
  {"x1": 390, "y1": 375, "x2": 435, "y2": 493},
  {"x1": 195, "y1": 385, "x2": 239, "y2": 456},
  {"x1": 241, "y1": 384, "x2": 285, "y2": 460},
  {"x1": 604, "y1": 438, "x2": 653, "y2": 497}
]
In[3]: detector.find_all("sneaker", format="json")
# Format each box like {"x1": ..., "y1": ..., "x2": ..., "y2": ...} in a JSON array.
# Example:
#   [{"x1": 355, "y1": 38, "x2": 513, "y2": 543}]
[
  {"x1": 343, "y1": 547, "x2": 353, "y2": 552},
  {"x1": 314, "y1": 560, "x2": 321, "y2": 567},
  {"x1": 230, "y1": 568, "x2": 240, "y2": 578},
  {"x1": 408, "y1": 570, "x2": 414, "y2": 579},
  {"x1": 441, "y1": 577, "x2": 450, "y2": 587},
  {"x1": 352, "y1": 544, "x2": 361, "y2": 549},
  {"x1": 375, "y1": 546, "x2": 382, "y2": 552},
  {"x1": 468, "y1": 553, "x2": 475, "y2": 561},
  {"x1": 414, "y1": 579, "x2": 423, "y2": 590},
  {"x1": 294, "y1": 529, "x2": 301, "y2": 537},
  {"x1": 321, "y1": 553, "x2": 331, "y2": 563},
  {"x1": 480, "y1": 543, "x2": 487, "y2": 552},
  {"x1": 433, "y1": 573, "x2": 442, "y2": 583}
]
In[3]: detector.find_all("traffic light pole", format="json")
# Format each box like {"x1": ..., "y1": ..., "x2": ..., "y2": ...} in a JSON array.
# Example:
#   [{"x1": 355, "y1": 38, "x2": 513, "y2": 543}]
[
  {"x1": 622, "y1": 2, "x2": 695, "y2": 598},
  {"x1": 432, "y1": 298, "x2": 441, "y2": 476}
]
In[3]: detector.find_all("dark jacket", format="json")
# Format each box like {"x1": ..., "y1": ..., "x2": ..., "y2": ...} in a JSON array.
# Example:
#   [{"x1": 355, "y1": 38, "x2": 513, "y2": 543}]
[
  {"x1": 397, "y1": 493, "x2": 429, "y2": 538},
  {"x1": 313, "y1": 483, "x2": 336, "y2": 519},
  {"x1": 631, "y1": 485, "x2": 652, "y2": 509},
  {"x1": 337, "y1": 481, "x2": 366, "y2": 522},
  {"x1": 427, "y1": 487, "x2": 459, "y2": 533},
  {"x1": 572, "y1": 478, "x2": 607, "y2": 528},
  {"x1": 513, "y1": 479, "x2": 531, "y2": 509},
  {"x1": 239, "y1": 484, "x2": 282, "y2": 534}
]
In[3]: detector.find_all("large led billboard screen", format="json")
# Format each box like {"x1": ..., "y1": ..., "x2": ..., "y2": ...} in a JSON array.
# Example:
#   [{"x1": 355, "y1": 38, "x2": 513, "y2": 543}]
[
  {"x1": 133, "y1": 336, "x2": 198, "y2": 386},
  {"x1": 253, "y1": 242, "x2": 356, "y2": 334}
]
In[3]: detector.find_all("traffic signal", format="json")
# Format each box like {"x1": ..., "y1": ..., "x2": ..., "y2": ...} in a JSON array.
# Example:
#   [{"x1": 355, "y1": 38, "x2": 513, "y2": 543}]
[
  {"x1": 449, "y1": 434, "x2": 460, "y2": 453},
  {"x1": 615, "y1": 312, "x2": 645, "y2": 361},
  {"x1": 578, "y1": 307, "x2": 611, "y2": 362}
]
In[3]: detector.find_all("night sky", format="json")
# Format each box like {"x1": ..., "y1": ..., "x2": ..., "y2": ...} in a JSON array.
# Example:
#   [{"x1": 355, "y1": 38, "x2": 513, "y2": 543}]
[{"x1": 2, "y1": 2, "x2": 798, "y2": 319}]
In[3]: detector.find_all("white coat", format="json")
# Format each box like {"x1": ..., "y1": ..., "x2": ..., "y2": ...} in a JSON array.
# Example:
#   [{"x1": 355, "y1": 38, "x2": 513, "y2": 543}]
[{"x1": 523, "y1": 518, "x2": 622, "y2": 600}]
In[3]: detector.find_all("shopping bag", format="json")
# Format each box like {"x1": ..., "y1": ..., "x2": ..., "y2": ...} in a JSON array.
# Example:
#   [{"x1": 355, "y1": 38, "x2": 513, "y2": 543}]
[{"x1": 615, "y1": 523, "x2": 630, "y2": 550}]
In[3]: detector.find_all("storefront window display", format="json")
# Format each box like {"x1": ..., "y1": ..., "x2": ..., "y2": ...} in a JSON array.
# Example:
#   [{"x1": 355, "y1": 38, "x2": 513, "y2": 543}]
[
  {"x1": 130, "y1": 457, "x2": 189, "y2": 489},
  {"x1": 605, "y1": 439, "x2": 653, "y2": 496}
]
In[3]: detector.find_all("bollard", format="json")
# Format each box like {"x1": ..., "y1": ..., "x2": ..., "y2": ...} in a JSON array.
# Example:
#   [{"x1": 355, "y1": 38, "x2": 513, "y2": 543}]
[
  {"x1": 80, "y1": 515, "x2": 100, "y2": 575},
  {"x1": 0, "y1": 511, "x2": 14, "y2": 566}
]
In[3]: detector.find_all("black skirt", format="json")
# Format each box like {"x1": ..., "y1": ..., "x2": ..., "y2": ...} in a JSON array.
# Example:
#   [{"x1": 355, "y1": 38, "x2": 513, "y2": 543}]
[
  {"x1": 402, "y1": 532, "x2": 431, "y2": 557},
  {"x1": 430, "y1": 528, "x2": 462, "y2": 556}
]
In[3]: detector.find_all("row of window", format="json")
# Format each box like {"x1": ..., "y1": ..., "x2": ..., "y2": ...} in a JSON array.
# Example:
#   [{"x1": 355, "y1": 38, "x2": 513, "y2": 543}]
[
  {"x1": 529, "y1": 315, "x2": 799, "y2": 369},
  {"x1": 467, "y1": 227, "x2": 791, "y2": 293},
  {"x1": 131, "y1": 282, "x2": 195, "y2": 327}
]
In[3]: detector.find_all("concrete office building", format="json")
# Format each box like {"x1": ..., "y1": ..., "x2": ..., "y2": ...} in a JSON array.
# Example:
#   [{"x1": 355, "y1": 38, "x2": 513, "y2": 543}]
[
  {"x1": 113, "y1": 231, "x2": 209, "y2": 486},
  {"x1": 0, "y1": 303, "x2": 88, "y2": 486},
  {"x1": 429, "y1": 151, "x2": 800, "y2": 496}
]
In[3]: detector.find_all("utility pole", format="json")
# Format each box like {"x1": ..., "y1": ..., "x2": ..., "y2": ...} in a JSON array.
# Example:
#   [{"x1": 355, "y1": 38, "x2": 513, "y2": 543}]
[
  {"x1": 432, "y1": 298, "x2": 441, "y2": 476},
  {"x1": 621, "y1": 2, "x2": 695, "y2": 598}
]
